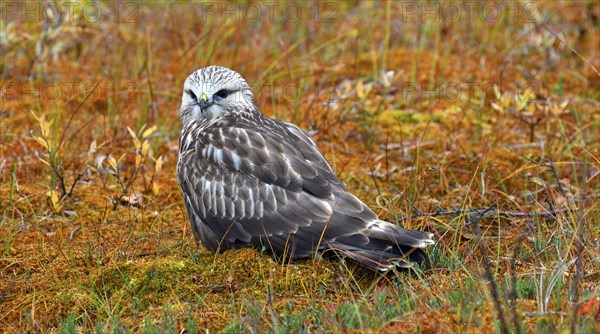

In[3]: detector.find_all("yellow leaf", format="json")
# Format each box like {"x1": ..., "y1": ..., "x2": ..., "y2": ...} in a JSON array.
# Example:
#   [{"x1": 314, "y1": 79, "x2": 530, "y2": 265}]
[
  {"x1": 135, "y1": 154, "x2": 141, "y2": 168},
  {"x1": 108, "y1": 155, "x2": 117, "y2": 171},
  {"x1": 493, "y1": 85, "x2": 501, "y2": 100},
  {"x1": 152, "y1": 182, "x2": 160, "y2": 195},
  {"x1": 523, "y1": 88, "x2": 535, "y2": 101},
  {"x1": 356, "y1": 80, "x2": 365, "y2": 99},
  {"x1": 48, "y1": 190, "x2": 63, "y2": 213},
  {"x1": 34, "y1": 136, "x2": 49, "y2": 149},
  {"x1": 142, "y1": 125, "x2": 157, "y2": 139},
  {"x1": 155, "y1": 156, "x2": 164, "y2": 173},
  {"x1": 141, "y1": 140, "x2": 150, "y2": 156},
  {"x1": 37, "y1": 157, "x2": 50, "y2": 166},
  {"x1": 559, "y1": 99, "x2": 569, "y2": 110},
  {"x1": 127, "y1": 126, "x2": 138, "y2": 140},
  {"x1": 30, "y1": 110, "x2": 41, "y2": 122},
  {"x1": 118, "y1": 153, "x2": 127, "y2": 164},
  {"x1": 41, "y1": 124, "x2": 49, "y2": 138},
  {"x1": 501, "y1": 94, "x2": 511, "y2": 108},
  {"x1": 41, "y1": 118, "x2": 53, "y2": 138},
  {"x1": 54, "y1": 201, "x2": 64, "y2": 213},
  {"x1": 88, "y1": 140, "x2": 97, "y2": 156},
  {"x1": 132, "y1": 137, "x2": 141, "y2": 150}
]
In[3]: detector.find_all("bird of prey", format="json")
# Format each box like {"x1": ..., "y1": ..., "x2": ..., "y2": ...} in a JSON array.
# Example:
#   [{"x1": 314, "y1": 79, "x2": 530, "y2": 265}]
[{"x1": 177, "y1": 66, "x2": 434, "y2": 270}]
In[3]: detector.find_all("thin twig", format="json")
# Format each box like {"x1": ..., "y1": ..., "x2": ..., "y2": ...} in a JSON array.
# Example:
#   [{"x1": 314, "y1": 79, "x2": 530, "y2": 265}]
[
  {"x1": 58, "y1": 81, "x2": 102, "y2": 151},
  {"x1": 66, "y1": 173, "x2": 84, "y2": 198},
  {"x1": 396, "y1": 207, "x2": 567, "y2": 223},
  {"x1": 391, "y1": 187, "x2": 422, "y2": 216},
  {"x1": 542, "y1": 158, "x2": 566, "y2": 196},
  {"x1": 49, "y1": 159, "x2": 67, "y2": 197}
]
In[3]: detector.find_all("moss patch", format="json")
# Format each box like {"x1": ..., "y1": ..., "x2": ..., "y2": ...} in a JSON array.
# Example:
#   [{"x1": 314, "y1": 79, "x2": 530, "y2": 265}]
[{"x1": 81, "y1": 249, "x2": 341, "y2": 331}]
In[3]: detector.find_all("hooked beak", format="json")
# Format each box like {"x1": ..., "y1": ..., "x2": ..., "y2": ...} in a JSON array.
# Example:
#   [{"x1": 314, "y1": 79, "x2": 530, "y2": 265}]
[{"x1": 198, "y1": 93, "x2": 209, "y2": 111}]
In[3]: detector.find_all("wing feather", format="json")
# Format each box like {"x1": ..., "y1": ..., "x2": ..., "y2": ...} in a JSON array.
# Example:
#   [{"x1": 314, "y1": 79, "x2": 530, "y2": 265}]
[{"x1": 178, "y1": 136, "x2": 339, "y2": 255}]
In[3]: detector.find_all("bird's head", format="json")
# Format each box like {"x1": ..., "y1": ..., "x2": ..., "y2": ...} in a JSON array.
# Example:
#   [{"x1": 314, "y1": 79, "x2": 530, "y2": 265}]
[{"x1": 179, "y1": 66, "x2": 256, "y2": 125}]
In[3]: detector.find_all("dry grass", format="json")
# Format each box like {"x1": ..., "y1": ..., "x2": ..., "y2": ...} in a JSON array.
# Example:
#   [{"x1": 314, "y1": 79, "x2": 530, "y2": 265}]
[{"x1": 1, "y1": 1, "x2": 599, "y2": 333}]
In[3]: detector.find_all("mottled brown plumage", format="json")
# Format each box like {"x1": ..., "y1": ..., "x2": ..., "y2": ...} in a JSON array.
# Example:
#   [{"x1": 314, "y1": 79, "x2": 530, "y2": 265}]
[{"x1": 177, "y1": 66, "x2": 434, "y2": 270}]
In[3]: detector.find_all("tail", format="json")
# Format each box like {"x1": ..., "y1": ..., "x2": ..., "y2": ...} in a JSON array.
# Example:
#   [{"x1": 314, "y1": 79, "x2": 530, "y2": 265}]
[{"x1": 327, "y1": 220, "x2": 435, "y2": 271}]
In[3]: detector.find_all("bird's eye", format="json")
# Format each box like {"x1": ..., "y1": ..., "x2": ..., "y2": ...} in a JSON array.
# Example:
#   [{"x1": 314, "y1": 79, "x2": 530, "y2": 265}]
[
  {"x1": 187, "y1": 90, "x2": 197, "y2": 101},
  {"x1": 215, "y1": 89, "x2": 229, "y2": 99}
]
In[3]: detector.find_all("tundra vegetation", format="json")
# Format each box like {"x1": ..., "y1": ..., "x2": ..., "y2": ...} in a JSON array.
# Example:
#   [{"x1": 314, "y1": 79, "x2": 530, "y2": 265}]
[{"x1": 0, "y1": 1, "x2": 598, "y2": 332}]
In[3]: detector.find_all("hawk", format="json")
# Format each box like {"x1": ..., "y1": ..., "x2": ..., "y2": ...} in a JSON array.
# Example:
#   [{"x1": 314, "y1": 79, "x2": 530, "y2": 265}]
[{"x1": 177, "y1": 66, "x2": 434, "y2": 270}]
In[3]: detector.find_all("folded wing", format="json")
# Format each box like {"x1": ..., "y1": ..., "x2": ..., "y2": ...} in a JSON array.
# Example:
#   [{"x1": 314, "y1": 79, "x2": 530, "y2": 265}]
[{"x1": 177, "y1": 116, "x2": 433, "y2": 270}]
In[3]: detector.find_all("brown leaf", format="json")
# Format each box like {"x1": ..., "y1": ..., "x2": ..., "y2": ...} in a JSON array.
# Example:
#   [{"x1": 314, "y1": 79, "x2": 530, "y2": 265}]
[
  {"x1": 576, "y1": 297, "x2": 600, "y2": 319},
  {"x1": 120, "y1": 191, "x2": 144, "y2": 208}
]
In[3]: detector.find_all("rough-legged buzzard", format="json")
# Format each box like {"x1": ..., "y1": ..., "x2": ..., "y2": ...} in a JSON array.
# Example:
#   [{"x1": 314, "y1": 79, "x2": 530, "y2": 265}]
[{"x1": 177, "y1": 66, "x2": 434, "y2": 270}]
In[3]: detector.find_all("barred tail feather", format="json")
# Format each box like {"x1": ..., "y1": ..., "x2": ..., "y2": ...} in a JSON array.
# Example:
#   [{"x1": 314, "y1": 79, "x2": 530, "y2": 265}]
[{"x1": 328, "y1": 244, "x2": 431, "y2": 270}]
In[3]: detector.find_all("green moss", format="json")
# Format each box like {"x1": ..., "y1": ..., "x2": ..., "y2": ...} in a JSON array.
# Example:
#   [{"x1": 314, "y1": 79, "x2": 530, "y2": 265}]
[{"x1": 85, "y1": 249, "x2": 338, "y2": 331}]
